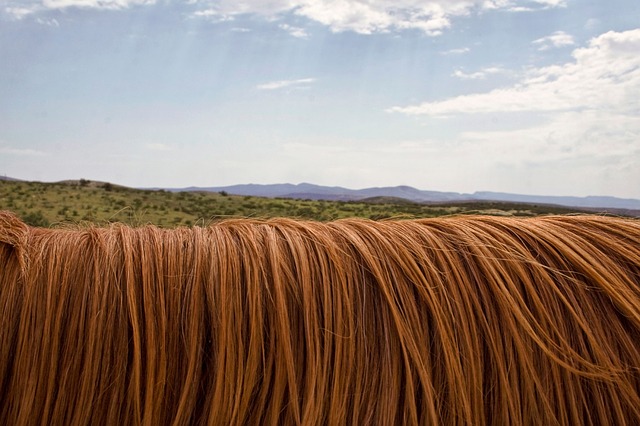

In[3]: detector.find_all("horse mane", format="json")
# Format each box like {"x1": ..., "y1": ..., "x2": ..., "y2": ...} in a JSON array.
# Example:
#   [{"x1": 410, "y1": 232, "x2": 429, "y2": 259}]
[{"x1": 1, "y1": 210, "x2": 640, "y2": 425}]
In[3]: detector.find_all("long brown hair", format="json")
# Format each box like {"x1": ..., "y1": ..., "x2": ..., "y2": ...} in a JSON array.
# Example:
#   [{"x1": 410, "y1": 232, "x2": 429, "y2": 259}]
[{"x1": 1, "y1": 210, "x2": 640, "y2": 425}]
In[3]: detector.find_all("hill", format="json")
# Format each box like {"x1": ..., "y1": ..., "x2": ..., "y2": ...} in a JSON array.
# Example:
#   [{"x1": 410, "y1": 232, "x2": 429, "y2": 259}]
[{"x1": 0, "y1": 179, "x2": 611, "y2": 228}]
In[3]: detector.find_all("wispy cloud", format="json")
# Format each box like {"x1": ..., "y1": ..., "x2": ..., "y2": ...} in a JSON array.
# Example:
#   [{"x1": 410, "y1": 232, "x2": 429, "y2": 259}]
[
  {"x1": 5, "y1": 0, "x2": 566, "y2": 35},
  {"x1": 5, "y1": 6, "x2": 39, "y2": 20},
  {"x1": 4, "y1": 0, "x2": 157, "y2": 21},
  {"x1": 256, "y1": 78, "x2": 316, "y2": 91},
  {"x1": 191, "y1": 8, "x2": 234, "y2": 22},
  {"x1": 291, "y1": 1, "x2": 454, "y2": 35},
  {"x1": 532, "y1": 0, "x2": 568, "y2": 8},
  {"x1": 388, "y1": 29, "x2": 640, "y2": 116},
  {"x1": 481, "y1": 0, "x2": 513, "y2": 10},
  {"x1": 502, "y1": 0, "x2": 568, "y2": 12},
  {"x1": 532, "y1": 31, "x2": 575, "y2": 50},
  {"x1": 36, "y1": 17, "x2": 60, "y2": 27},
  {"x1": 507, "y1": 6, "x2": 535, "y2": 12},
  {"x1": 188, "y1": 0, "x2": 568, "y2": 36},
  {"x1": 42, "y1": 0, "x2": 156, "y2": 10},
  {"x1": 441, "y1": 47, "x2": 470, "y2": 55},
  {"x1": 452, "y1": 66, "x2": 507, "y2": 80},
  {"x1": 279, "y1": 23, "x2": 308, "y2": 39},
  {"x1": 6, "y1": 0, "x2": 569, "y2": 35}
]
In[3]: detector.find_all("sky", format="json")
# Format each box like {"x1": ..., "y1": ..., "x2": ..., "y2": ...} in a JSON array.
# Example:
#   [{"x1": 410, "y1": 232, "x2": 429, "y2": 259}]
[{"x1": 1, "y1": 0, "x2": 639, "y2": 198}]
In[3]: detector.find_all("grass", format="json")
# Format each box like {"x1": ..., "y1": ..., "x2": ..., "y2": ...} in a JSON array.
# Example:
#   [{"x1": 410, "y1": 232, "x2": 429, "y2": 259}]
[{"x1": 0, "y1": 179, "x2": 592, "y2": 228}]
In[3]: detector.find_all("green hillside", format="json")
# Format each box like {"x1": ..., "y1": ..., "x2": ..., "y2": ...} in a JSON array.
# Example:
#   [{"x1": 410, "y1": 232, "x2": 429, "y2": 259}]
[{"x1": 1, "y1": 179, "x2": 590, "y2": 227}]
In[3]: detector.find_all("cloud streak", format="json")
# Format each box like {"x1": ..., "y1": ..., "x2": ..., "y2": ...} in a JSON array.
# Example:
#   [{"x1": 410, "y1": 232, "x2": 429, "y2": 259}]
[
  {"x1": 256, "y1": 78, "x2": 316, "y2": 90},
  {"x1": 504, "y1": 0, "x2": 568, "y2": 12},
  {"x1": 279, "y1": 23, "x2": 308, "y2": 39},
  {"x1": 452, "y1": 66, "x2": 508, "y2": 80},
  {"x1": 42, "y1": 0, "x2": 156, "y2": 10},
  {"x1": 3, "y1": 0, "x2": 155, "y2": 19},
  {"x1": 441, "y1": 47, "x2": 471, "y2": 55},
  {"x1": 4, "y1": 6, "x2": 38, "y2": 20},
  {"x1": 532, "y1": 30, "x2": 575, "y2": 50}
]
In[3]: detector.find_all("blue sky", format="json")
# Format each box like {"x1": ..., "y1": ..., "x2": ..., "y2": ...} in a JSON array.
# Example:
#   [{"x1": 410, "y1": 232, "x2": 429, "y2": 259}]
[{"x1": 1, "y1": 0, "x2": 639, "y2": 197}]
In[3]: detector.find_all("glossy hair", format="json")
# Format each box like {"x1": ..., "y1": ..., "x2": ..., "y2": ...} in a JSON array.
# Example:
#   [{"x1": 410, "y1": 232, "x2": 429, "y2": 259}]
[{"x1": 1, "y1": 210, "x2": 640, "y2": 425}]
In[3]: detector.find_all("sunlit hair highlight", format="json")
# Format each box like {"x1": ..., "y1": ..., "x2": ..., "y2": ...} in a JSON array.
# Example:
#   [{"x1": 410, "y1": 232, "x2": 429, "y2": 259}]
[{"x1": 1, "y1": 211, "x2": 640, "y2": 425}]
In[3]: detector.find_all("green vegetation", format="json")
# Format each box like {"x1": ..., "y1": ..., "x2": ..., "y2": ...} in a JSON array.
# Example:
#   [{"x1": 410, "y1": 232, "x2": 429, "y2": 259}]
[{"x1": 0, "y1": 179, "x2": 590, "y2": 228}]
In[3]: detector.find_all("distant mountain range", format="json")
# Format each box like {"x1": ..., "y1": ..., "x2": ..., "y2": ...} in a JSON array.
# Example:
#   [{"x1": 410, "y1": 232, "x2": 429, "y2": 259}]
[
  {"x1": 169, "y1": 182, "x2": 640, "y2": 211},
  {"x1": 3, "y1": 175, "x2": 638, "y2": 212}
]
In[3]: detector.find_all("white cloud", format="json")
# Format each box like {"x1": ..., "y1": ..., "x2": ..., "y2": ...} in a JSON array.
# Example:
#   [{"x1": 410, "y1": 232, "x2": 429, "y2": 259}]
[
  {"x1": 452, "y1": 66, "x2": 507, "y2": 80},
  {"x1": 5, "y1": 6, "x2": 40, "y2": 20},
  {"x1": 5, "y1": 0, "x2": 567, "y2": 35},
  {"x1": 507, "y1": 6, "x2": 534, "y2": 12},
  {"x1": 502, "y1": 0, "x2": 567, "y2": 12},
  {"x1": 256, "y1": 78, "x2": 316, "y2": 90},
  {"x1": 189, "y1": 0, "x2": 567, "y2": 36},
  {"x1": 532, "y1": 0, "x2": 567, "y2": 7},
  {"x1": 482, "y1": 0, "x2": 512, "y2": 10},
  {"x1": 532, "y1": 30, "x2": 575, "y2": 51},
  {"x1": 188, "y1": 0, "x2": 296, "y2": 19},
  {"x1": 388, "y1": 29, "x2": 640, "y2": 197},
  {"x1": 41, "y1": 0, "x2": 155, "y2": 10},
  {"x1": 441, "y1": 47, "x2": 470, "y2": 55},
  {"x1": 191, "y1": 8, "x2": 234, "y2": 22},
  {"x1": 4, "y1": 0, "x2": 154, "y2": 20},
  {"x1": 279, "y1": 23, "x2": 308, "y2": 38},
  {"x1": 389, "y1": 29, "x2": 640, "y2": 116},
  {"x1": 293, "y1": 1, "x2": 424, "y2": 35}
]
